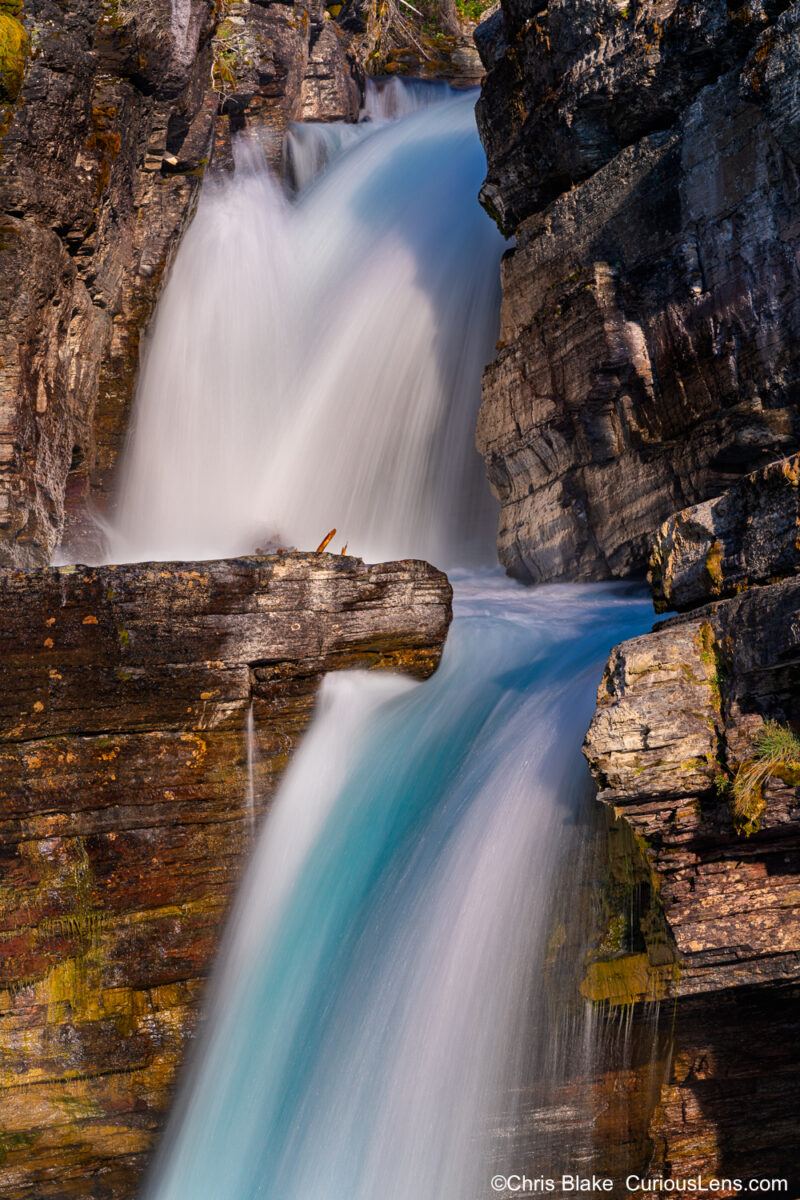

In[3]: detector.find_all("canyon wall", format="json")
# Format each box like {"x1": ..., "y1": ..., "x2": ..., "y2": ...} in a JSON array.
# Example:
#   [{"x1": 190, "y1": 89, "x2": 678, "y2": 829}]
[
  {"x1": 475, "y1": 0, "x2": 800, "y2": 584},
  {"x1": 0, "y1": 550, "x2": 451, "y2": 1198},
  {"x1": 0, "y1": 0, "x2": 396, "y2": 570},
  {"x1": 581, "y1": 459, "x2": 800, "y2": 1192},
  {"x1": 475, "y1": 1, "x2": 800, "y2": 1189}
]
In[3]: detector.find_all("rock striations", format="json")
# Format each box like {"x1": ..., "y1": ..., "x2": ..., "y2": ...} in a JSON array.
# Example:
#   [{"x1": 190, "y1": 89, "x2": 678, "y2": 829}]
[
  {"x1": 0, "y1": 550, "x2": 451, "y2": 1198},
  {"x1": 475, "y1": 0, "x2": 800, "y2": 584},
  {"x1": 474, "y1": 0, "x2": 800, "y2": 1184},
  {"x1": 581, "y1": 458, "x2": 800, "y2": 1190},
  {"x1": 0, "y1": 0, "x2": 391, "y2": 571}
]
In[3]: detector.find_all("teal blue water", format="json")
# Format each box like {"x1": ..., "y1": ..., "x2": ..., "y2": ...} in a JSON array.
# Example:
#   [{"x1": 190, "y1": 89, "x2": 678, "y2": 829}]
[{"x1": 147, "y1": 575, "x2": 654, "y2": 1200}]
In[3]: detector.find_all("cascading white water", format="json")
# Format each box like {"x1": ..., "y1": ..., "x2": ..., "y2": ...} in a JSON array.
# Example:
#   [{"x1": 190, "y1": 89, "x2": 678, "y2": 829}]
[
  {"x1": 115, "y1": 81, "x2": 657, "y2": 1200},
  {"x1": 145, "y1": 579, "x2": 653, "y2": 1200},
  {"x1": 283, "y1": 79, "x2": 454, "y2": 192},
  {"x1": 107, "y1": 82, "x2": 504, "y2": 568}
]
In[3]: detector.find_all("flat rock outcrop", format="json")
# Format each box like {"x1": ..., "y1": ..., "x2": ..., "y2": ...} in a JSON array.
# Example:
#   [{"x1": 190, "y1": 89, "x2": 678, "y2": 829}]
[
  {"x1": 0, "y1": 550, "x2": 451, "y2": 1199},
  {"x1": 475, "y1": 0, "x2": 800, "y2": 583}
]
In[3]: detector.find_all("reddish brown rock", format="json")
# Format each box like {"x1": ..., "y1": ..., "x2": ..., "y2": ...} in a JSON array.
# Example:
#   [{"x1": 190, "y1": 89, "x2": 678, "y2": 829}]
[
  {"x1": 0, "y1": 550, "x2": 451, "y2": 1198},
  {"x1": 580, "y1": 575, "x2": 800, "y2": 1194}
]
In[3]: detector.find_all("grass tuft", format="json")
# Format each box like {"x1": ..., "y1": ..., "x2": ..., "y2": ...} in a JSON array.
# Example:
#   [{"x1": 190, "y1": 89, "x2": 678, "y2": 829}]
[{"x1": 730, "y1": 719, "x2": 800, "y2": 836}]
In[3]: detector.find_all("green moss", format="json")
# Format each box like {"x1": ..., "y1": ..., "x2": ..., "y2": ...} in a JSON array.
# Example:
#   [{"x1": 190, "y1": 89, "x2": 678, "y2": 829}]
[
  {"x1": 455, "y1": 0, "x2": 494, "y2": 20},
  {"x1": 714, "y1": 772, "x2": 731, "y2": 797},
  {"x1": 582, "y1": 811, "x2": 680, "y2": 1008},
  {"x1": 0, "y1": 8, "x2": 28, "y2": 103},
  {"x1": 698, "y1": 621, "x2": 726, "y2": 711},
  {"x1": 0, "y1": 1129, "x2": 34, "y2": 1166},
  {"x1": 705, "y1": 539, "x2": 723, "y2": 594}
]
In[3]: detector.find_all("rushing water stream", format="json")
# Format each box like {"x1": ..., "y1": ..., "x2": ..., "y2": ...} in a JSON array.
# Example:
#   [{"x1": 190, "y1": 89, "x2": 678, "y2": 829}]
[{"x1": 110, "y1": 81, "x2": 655, "y2": 1199}]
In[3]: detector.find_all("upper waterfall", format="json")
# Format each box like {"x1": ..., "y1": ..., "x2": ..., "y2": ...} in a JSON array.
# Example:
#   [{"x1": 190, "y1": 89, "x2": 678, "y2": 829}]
[{"x1": 108, "y1": 85, "x2": 505, "y2": 568}]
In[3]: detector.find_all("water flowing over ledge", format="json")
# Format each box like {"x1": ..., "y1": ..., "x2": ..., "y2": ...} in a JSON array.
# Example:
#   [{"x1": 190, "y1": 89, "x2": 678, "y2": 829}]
[
  {"x1": 146, "y1": 575, "x2": 654, "y2": 1200},
  {"x1": 108, "y1": 82, "x2": 505, "y2": 571}
]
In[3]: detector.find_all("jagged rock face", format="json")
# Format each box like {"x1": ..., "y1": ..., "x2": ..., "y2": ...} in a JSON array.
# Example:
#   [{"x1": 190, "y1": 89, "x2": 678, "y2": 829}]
[
  {"x1": 0, "y1": 0, "x2": 220, "y2": 568},
  {"x1": 475, "y1": 0, "x2": 800, "y2": 584},
  {"x1": 0, "y1": 551, "x2": 451, "y2": 1198},
  {"x1": 582, "y1": 573, "x2": 800, "y2": 1191},
  {"x1": 476, "y1": 0, "x2": 790, "y2": 236},
  {"x1": 650, "y1": 453, "x2": 800, "y2": 612},
  {"x1": 584, "y1": 578, "x2": 800, "y2": 994},
  {"x1": 0, "y1": 0, "x2": 379, "y2": 570}
]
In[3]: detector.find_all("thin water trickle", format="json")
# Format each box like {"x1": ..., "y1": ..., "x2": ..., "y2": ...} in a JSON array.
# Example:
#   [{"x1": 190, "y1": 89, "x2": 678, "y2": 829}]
[
  {"x1": 245, "y1": 701, "x2": 256, "y2": 840},
  {"x1": 119, "y1": 81, "x2": 659, "y2": 1200}
]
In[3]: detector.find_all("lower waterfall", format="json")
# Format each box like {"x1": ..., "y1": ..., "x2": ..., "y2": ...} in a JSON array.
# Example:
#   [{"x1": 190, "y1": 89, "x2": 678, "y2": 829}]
[{"x1": 110, "y1": 81, "x2": 656, "y2": 1199}]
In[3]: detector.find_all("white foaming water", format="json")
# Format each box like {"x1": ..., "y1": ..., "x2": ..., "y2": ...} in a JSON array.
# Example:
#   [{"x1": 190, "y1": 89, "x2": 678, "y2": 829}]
[
  {"x1": 283, "y1": 78, "x2": 453, "y2": 192},
  {"x1": 146, "y1": 579, "x2": 654, "y2": 1200},
  {"x1": 127, "y1": 82, "x2": 658, "y2": 1200},
  {"x1": 107, "y1": 83, "x2": 504, "y2": 568}
]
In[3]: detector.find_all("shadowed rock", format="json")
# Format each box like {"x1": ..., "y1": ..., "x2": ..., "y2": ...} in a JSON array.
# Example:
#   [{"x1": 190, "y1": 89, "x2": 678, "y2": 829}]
[
  {"x1": 475, "y1": 0, "x2": 800, "y2": 585},
  {"x1": 650, "y1": 454, "x2": 800, "y2": 612}
]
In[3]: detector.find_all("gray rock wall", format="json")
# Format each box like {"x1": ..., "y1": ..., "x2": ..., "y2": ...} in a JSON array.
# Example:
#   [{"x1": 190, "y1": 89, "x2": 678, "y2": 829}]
[{"x1": 475, "y1": 0, "x2": 800, "y2": 583}]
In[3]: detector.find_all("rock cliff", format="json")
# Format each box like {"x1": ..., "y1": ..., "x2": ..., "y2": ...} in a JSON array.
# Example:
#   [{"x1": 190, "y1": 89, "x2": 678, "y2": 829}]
[
  {"x1": 580, "y1": 459, "x2": 800, "y2": 1190},
  {"x1": 474, "y1": 2, "x2": 800, "y2": 1183},
  {"x1": 0, "y1": 0, "x2": 405, "y2": 571},
  {"x1": 0, "y1": 550, "x2": 451, "y2": 1198},
  {"x1": 475, "y1": 0, "x2": 800, "y2": 584}
]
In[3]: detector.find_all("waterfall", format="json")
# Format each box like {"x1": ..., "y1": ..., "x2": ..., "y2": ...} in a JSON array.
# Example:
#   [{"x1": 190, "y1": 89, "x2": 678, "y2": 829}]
[
  {"x1": 108, "y1": 83, "x2": 504, "y2": 569},
  {"x1": 114, "y1": 81, "x2": 657, "y2": 1200},
  {"x1": 146, "y1": 580, "x2": 653, "y2": 1200}
]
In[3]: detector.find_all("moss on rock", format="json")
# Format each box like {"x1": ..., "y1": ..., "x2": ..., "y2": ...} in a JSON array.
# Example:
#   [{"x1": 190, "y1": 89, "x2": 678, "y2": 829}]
[{"x1": 0, "y1": 7, "x2": 27, "y2": 103}]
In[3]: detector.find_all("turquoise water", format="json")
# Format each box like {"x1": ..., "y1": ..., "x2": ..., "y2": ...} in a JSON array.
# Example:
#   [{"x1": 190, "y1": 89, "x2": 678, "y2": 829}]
[
  {"x1": 121, "y1": 75, "x2": 658, "y2": 1200},
  {"x1": 146, "y1": 575, "x2": 653, "y2": 1200}
]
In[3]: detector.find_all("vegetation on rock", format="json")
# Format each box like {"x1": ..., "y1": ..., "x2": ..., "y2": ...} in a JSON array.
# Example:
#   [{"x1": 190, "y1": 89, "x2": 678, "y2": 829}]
[
  {"x1": 0, "y1": 3, "x2": 27, "y2": 103},
  {"x1": 731, "y1": 719, "x2": 800, "y2": 837}
]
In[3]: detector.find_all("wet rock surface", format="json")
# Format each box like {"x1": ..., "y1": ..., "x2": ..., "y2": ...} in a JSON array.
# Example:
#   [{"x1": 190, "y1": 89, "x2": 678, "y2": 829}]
[
  {"x1": 584, "y1": 576, "x2": 800, "y2": 993},
  {"x1": 0, "y1": 550, "x2": 451, "y2": 1198},
  {"x1": 581, "y1": 569, "x2": 800, "y2": 1187},
  {"x1": 475, "y1": 0, "x2": 800, "y2": 584}
]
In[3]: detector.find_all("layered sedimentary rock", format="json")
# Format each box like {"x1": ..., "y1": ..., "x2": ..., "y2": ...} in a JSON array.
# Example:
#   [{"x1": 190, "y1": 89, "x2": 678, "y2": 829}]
[
  {"x1": 0, "y1": 550, "x2": 451, "y2": 1198},
  {"x1": 650, "y1": 453, "x2": 800, "y2": 612},
  {"x1": 584, "y1": 578, "x2": 800, "y2": 996},
  {"x1": 581, "y1": 455, "x2": 800, "y2": 1190},
  {"x1": 0, "y1": 0, "x2": 388, "y2": 570},
  {"x1": 475, "y1": 0, "x2": 800, "y2": 583}
]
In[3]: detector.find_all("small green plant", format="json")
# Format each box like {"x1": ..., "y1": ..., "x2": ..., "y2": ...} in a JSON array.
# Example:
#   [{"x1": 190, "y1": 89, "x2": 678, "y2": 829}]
[
  {"x1": 730, "y1": 719, "x2": 800, "y2": 836},
  {"x1": 455, "y1": 0, "x2": 494, "y2": 22}
]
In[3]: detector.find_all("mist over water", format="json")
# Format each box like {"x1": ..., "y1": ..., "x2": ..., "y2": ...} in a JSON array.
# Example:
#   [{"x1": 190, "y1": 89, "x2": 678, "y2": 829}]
[
  {"x1": 109, "y1": 82, "x2": 504, "y2": 569},
  {"x1": 125, "y1": 82, "x2": 656, "y2": 1200}
]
